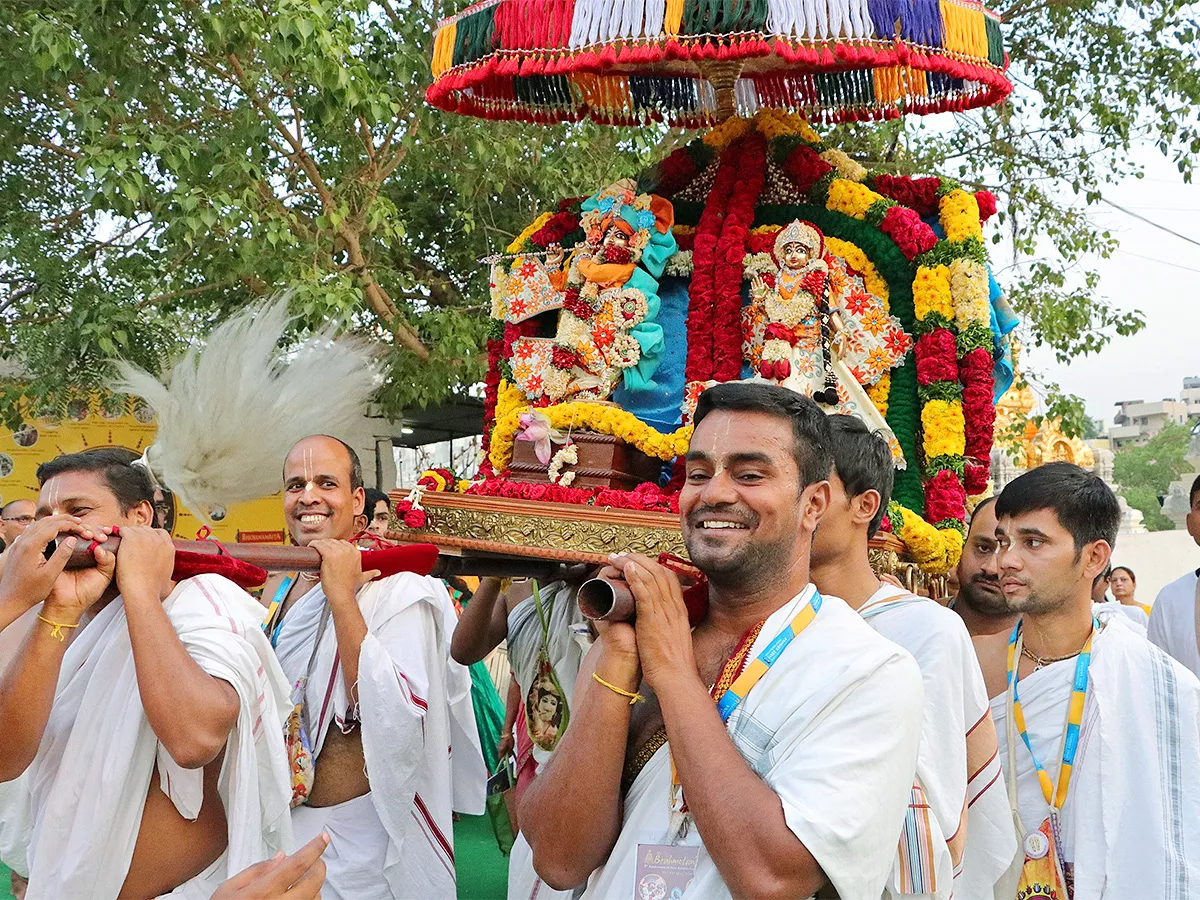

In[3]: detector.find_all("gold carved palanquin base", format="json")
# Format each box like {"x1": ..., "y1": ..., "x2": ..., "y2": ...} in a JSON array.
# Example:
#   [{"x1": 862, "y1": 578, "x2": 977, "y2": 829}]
[{"x1": 387, "y1": 490, "x2": 932, "y2": 595}]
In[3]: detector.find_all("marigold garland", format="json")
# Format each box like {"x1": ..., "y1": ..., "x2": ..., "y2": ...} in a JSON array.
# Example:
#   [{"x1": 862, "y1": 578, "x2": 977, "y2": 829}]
[
  {"x1": 507, "y1": 212, "x2": 554, "y2": 253},
  {"x1": 490, "y1": 396, "x2": 693, "y2": 473}
]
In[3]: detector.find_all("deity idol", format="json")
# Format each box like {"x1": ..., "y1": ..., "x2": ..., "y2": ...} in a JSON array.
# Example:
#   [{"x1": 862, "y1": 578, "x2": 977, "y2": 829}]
[
  {"x1": 497, "y1": 180, "x2": 676, "y2": 404},
  {"x1": 746, "y1": 219, "x2": 910, "y2": 467}
]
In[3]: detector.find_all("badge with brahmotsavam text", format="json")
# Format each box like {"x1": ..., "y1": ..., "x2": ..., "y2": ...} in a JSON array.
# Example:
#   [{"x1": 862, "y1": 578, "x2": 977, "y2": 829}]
[{"x1": 634, "y1": 844, "x2": 699, "y2": 900}]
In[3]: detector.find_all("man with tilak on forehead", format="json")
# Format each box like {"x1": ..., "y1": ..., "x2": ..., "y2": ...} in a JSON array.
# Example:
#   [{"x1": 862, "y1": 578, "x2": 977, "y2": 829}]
[{"x1": 261, "y1": 435, "x2": 485, "y2": 900}]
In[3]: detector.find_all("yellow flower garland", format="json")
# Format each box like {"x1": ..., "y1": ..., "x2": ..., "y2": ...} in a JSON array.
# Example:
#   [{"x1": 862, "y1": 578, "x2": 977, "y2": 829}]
[
  {"x1": 921, "y1": 400, "x2": 967, "y2": 459},
  {"x1": 949, "y1": 258, "x2": 990, "y2": 331},
  {"x1": 826, "y1": 179, "x2": 881, "y2": 220},
  {"x1": 506, "y1": 212, "x2": 554, "y2": 254},
  {"x1": 754, "y1": 109, "x2": 822, "y2": 144},
  {"x1": 939, "y1": 190, "x2": 983, "y2": 243},
  {"x1": 913, "y1": 264, "x2": 953, "y2": 321},
  {"x1": 866, "y1": 372, "x2": 891, "y2": 417},
  {"x1": 490, "y1": 384, "x2": 694, "y2": 472},
  {"x1": 703, "y1": 116, "x2": 754, "y2": 150}
]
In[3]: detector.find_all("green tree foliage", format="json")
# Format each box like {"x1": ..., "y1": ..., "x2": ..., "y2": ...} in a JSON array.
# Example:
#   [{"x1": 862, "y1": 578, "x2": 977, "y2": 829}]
[
  {"x1": 1, "y1": 0, "x2": 1196, "y2": 426},
  {"x1": 0, "y1": 0, "x2": 662, "y2": 422},
  {"x1": 1114, "y1": 422, "x2": 1194, "y2": 530},
  {"x1": 831, "y1": 0, "x2": 1197, "y2": 428}
]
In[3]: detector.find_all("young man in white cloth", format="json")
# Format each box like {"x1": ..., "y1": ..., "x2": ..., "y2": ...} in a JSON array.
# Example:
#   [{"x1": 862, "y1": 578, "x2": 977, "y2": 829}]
[
  {"x1": 1148, "y1": 473, "x2": 1200, "y2": 678},
  {"x1": 0, "y1": 448, "x2": 293, "y2": 899},
  {"x1": 810, "y1": 415, "x2": 1017, "y2": 900},
  {"x1": 950, "y1": 498, "x2": 1018, "y2": 700},
  {"x1": 451, "y1": 574, "x2": 588, "y2": 900},
  {"x1": 261, "y1": 435, "x2": 485, "y2": 900},
  {"x1": 522, "y1": 383, "x2": 924, "y2": 900},
  {"x1": 992, "y1": 462, "x2": 1200, "y2": 899}
]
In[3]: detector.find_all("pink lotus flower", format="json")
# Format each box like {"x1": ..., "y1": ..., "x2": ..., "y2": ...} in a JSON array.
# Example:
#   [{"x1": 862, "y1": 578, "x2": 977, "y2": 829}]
[{"x1": 516, "y1": 410, "x2": 567, "y2": 464}]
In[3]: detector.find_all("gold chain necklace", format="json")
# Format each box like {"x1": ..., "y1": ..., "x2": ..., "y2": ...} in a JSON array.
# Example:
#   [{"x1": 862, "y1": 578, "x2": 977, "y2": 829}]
[{"x1": 1020, "y1": 625, "x2": 1095, "y2": 670}]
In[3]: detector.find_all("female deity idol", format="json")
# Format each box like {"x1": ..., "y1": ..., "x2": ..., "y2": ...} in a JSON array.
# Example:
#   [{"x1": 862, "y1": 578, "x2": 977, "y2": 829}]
[{"x1": 747, "y1": 219, "x2": 909, "y2": 467}]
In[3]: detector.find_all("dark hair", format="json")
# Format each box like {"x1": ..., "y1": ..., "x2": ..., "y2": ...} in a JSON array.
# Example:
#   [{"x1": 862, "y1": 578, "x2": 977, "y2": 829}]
[
  {"x1": 967, "y1": 496, "x2": 997, "y2": 534},
  {"x1": 995, "y1": 462, "x2": 1120, "y2": 553},
  {"x1": 1093, "y1": 564, "x2": 1112, "y2": 588},
  {"x1": 287, "y1": 435, "x2": 364, "y2": 492},
  {"x1": 827, "y1": 414, "x2": 893, "y2": 537},
  {"x1": 1111, "y1": 565, "x2": 1136, "y2": 584},
  {"x1": 36, "y1": 448, "x2": 154, "y2": 514},
  {"x1": 693, "y1": 383, "x2": 832, "y2": 488},
  {"x1": 363, "y1": 487, "x2": 389, "y2": 515},
  {"x1": 1, "y1": 498, "x2": 33, "y2": 516},
  {"x1": 1191, "y1": 474, "x2": 1200, "y2": 507}
]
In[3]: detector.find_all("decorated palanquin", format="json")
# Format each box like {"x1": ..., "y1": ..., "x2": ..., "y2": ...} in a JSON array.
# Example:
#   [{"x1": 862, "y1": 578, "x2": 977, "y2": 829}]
[{"x1": 393, "y1": 112, "x2": 1016, "y2": 584}]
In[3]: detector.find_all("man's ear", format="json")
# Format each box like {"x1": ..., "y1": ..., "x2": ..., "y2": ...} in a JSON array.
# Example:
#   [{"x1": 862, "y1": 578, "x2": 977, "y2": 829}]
[
  {"x1": 853, "y1": 489, "x2": 882, "y2": 530},
  {"x1": 1081, "y1": 539, "x2": 1112, "y2": 582},
  {"x1": 131, "y1": 499, "x2": 155, "y2": 527},
  {"x1": 801, "y1": 481, "x2": 831, "y2": 532},
  {"x1": 352, "y1": 486, "x2": 366, "y2": 518}
]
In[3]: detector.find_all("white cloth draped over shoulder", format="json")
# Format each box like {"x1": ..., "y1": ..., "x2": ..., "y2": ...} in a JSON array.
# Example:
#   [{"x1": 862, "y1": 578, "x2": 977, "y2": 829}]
[
  {"x1": 581, "y1": 587, "x2": 924, "y2": 900},
  {"x1": 506, "y1": 582, "x2": 588, "y2": 900},
  {"x1": 991, "y1": 616, "x2": 1200, "y2": 899},
  {"x1": 1093, "y1": 600, "x2": 1148, "y2": 634},
  {"x1": 1149, "y1": 569, "x2": 1200, "y2": 678},
  {"x1": 0, "y1": 605, "x2": 40, "y2": 879},
  {"x1": 858, "y1": 585, "x2": 1018, "y2": 900},
  {"x1": 20, "y1": 574, "x2": 292, "y2": 900},
  {"x1": 274, "y1": 572, "x2": 486, "y2": 900}
]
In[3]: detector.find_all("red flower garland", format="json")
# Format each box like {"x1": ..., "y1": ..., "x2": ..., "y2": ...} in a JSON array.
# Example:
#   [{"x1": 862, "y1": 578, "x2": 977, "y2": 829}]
[
  {"x1": 653, "y1": 147, "x2": 701, "y2": 198},
  {"x1": 781, "y1": 145, "x2": 833, "y2": 193},
  {"x1": 925, "y1": 469, "x2": 967, "y2": 523},
  {"x1": 747, "y1": 230, "x2": 776, "y2": 255},
  {"x1": 712, "y1": 133, "x2": 766, "y2": 381},
  {"x1": 915, "y1": 330, "x2": 958, "y2": 384},
  {"x1": 974, "y1": 190, "x2": 998, "y2": 222},
  {"x1": 869, "y1": 174, "x2": 941, "y2": 216},
  {"x1": 879, "y1": 205, "x2": 938, "y2": 259},
  {"x1": 685, "y1": 140, "x2": 742, "y2": 382},
  {"x1": 466, "y1": 478, "x2": 680, "y2": 513},
  {"x1": 960, "y1": 346, "x2": 996, "y2": 487}
]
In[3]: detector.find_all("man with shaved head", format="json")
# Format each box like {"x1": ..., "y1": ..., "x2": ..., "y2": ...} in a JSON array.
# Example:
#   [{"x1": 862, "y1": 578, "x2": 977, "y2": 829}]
[{"x1": 262, "y1": 435, "x2": 485, "y2": 900}]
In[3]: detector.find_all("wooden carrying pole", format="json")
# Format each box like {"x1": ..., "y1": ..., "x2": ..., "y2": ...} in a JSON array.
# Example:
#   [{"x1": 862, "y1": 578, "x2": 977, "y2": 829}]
[{"x1": 61, "y1": 536, "x2": 586, "y2": 582}]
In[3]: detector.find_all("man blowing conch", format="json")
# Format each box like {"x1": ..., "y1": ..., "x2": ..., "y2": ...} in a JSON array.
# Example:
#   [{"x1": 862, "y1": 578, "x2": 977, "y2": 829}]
[
  {"x1": 260, "y1": 435, "x2": 485, "y2": 900},
  {"x1": 0, "y1": 448, "x2": 293, "y2": 899},
  {"x1": 809, "y1": 415, "x2": 1017, "y2": 900},
  {"x1": 521, "y1": 383, "x2": 924, "y2": 900}
]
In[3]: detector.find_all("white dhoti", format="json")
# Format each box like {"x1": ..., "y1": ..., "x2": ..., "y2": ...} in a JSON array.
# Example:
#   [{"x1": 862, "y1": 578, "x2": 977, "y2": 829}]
[
  {"x1": 0, "y1": 605, "x2": 39, "y2": 879},
  {"x1": 18, "y1": 574, "x2": 292, "y2": 900},
  {"x1": 859, "y1": 586, "x2": 1018, "y2": 900},
  {"x1": 505, "y1": 581, "x2": 588, "y2": 900},
  {"x1": 992, "y1": 617, "x2": 1200, "y2": 899},
  {"x1": 581, "y1": 588, "x2": 924, "y2": 900},
  {"x1": 274, "y1": 573, "x2": 486, "y2": 900}
]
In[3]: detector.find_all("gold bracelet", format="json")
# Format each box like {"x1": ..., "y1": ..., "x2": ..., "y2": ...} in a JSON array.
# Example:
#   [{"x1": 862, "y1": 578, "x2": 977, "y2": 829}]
[
  {"x1": 593, "y1": 672, "x2": 644, "y2": 705},
  {"x1": 38, "y1": 614, "x2": 80, "y2": 642}
]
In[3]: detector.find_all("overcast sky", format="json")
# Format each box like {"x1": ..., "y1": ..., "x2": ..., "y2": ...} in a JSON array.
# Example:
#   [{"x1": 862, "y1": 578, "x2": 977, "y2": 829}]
[{"x1": 1019, "y1": 149, "x2": 1200, "y2": 426}]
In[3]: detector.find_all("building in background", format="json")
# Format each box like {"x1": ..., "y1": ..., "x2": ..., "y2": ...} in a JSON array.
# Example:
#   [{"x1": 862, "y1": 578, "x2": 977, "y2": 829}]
[{"x1": 1108, "y1": 397, "x2": 1190, "y2": 449}]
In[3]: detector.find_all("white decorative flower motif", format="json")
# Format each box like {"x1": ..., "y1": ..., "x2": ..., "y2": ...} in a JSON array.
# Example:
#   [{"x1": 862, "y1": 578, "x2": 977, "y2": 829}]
[
  {"x1": 610, "y1": 333, "x2": 642, "y2": 369},
  {"x1": 665, "y1": 251, "x2": 694, "y2": 277},
  {"x1": 547, "y1": 442, "x2": 579, "y2": 486}
]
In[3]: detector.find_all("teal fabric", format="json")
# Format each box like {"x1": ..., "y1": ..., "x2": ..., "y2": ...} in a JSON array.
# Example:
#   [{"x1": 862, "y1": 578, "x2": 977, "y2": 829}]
[
  {"x1": 469, "y1": 661, "x2": 506, "y2": 774},
  {"x1": 579, "y1": 189, "x2": 678, "y2": 393}
]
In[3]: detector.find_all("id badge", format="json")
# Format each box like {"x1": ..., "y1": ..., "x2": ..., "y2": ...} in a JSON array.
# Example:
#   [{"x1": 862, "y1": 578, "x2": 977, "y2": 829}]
[{"x1": 634, "y1": 844, "x2": 699, "y2": 900}]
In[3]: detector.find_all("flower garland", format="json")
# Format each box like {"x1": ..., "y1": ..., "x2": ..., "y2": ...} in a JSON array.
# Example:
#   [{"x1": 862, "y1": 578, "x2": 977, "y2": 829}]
[
  {"x1": 507, "y1": 212, "x2": 554, "y2": 253},
  {"x1": 489, "y1": 390, "x2": 693, "y2": 473},
  {"x1": 888, "y1": 501, "x2": 962, "y2": 574},
  {"x1": 685, "y1": 136, "x2": 742, "y2": 383},
  {"x1": 547, "y1": 442, "x2": 578, "y2": 486},
  {"x1": 466, "y1": 478, "x2": 680, "y2": 513},
  {"x1": 713, "y1": 133, "x2": 766, "y2": 381}
]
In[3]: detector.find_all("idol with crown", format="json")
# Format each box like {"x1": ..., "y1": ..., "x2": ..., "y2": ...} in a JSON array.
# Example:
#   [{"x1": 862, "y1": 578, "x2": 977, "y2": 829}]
[
  {"x1": 745, "y1": 219, "x2": 910, "y2": 467},
  {"x1": 495, "y1": 179, "x2": 676, "y2": 405}
]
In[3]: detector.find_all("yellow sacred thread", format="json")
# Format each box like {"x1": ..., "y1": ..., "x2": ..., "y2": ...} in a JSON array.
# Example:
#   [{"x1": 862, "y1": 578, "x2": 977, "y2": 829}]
[
  {"x1": 593, "y1": 672, "x2": 645, "y2": 705},
  {"x1": 38, "y1": 615, "x2": 80, "y2": 642}
]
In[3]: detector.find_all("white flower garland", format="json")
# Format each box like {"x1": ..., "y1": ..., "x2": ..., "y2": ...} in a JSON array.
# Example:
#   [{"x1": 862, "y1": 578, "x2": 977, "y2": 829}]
[{"x1": 547, "y1": 442, "x2": 578, "y2": 486}]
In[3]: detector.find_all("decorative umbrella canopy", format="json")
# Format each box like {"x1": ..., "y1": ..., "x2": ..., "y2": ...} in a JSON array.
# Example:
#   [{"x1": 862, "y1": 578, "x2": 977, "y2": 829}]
[{"x1": 428, "y1": 0, "x2": 1011, "y2": 127}]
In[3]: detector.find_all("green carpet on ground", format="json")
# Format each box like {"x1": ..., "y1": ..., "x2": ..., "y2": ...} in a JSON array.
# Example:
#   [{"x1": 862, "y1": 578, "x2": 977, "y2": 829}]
[
  {"x1": 0, "y1": 822, "x2": 507, "y2": 900},
  {"x1": 455, "y1": 813, "x2": 510, "y2": 900}
]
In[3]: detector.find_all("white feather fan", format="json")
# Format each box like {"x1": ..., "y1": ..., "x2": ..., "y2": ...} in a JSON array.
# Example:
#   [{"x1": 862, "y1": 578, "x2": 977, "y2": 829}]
[{"x1": 114, "y1": 299, "x2": 381, "y2": 522}]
